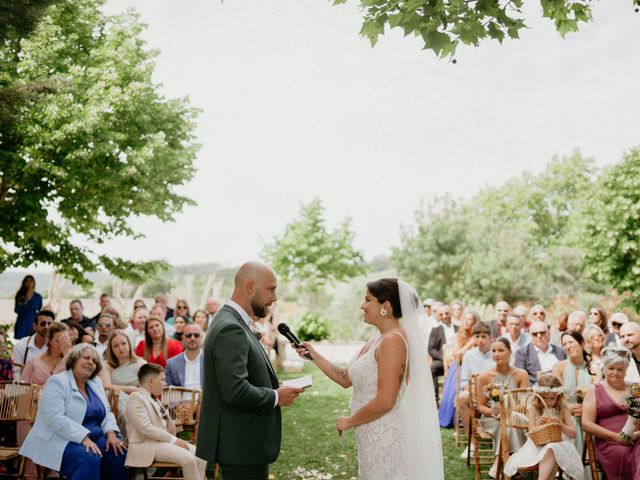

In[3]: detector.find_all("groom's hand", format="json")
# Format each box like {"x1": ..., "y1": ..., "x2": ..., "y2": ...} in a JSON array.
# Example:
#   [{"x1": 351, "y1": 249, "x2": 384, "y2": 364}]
[{"x1": 277, "y1": 386, "x2": 304, "y2": 406}]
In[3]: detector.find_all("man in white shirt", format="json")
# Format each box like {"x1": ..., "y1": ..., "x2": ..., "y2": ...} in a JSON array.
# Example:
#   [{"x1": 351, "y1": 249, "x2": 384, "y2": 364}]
[
  {"x1": 166, "y1": 323, "x2": 204, "y2": 389},
  {"x1": 94, "y1": 313, "x2": 115, "y2": 358},
  {"x1": 609, "y1": 312, "x2": 629, "y2": 347},
  {"x1": 456, "y1": 322, "x2": 494, "y2": 448},
  {"x1": 620, "y1": 322, "x2": 640, "y2": 383},
  {"x1": 428, "y1": 304, "x2": 457, "y2": 401},
  {"x1": 205, "y1": 297, "x2": 220, "y2": 325},
  {"x1": 11, "y1": 310, "x2": 53, "y2": 378},
  {"x1": 515, "y1": 320, "x2": 566, "y2": 385}
]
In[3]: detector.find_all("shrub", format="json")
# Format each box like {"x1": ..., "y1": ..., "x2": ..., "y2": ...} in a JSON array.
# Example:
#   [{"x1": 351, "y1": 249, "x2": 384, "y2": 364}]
[{"x1": 296, "y1": 312, "x2": 330, "y2": 341}]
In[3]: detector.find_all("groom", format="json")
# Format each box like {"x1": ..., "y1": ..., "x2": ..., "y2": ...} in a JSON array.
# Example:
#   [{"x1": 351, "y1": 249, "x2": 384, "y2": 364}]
[{"x1": 196, "y1": 261, "x2": 304, "y2": 480}]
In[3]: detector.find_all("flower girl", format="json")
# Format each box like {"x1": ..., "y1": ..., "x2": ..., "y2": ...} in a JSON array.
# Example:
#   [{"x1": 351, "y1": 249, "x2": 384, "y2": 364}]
[{"x1": 504, "y1": 374, "x2": 584, "y2": 480}]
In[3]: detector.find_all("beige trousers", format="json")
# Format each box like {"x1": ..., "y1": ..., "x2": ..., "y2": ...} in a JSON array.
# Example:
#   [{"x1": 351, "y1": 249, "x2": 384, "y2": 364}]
[{"x1": 154, "y1": 442, "x2": 207, "y2": 480}]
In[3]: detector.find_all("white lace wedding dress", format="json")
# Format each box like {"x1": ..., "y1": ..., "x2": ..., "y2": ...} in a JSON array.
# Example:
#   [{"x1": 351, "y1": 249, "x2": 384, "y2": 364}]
[{"x1": 348, "y1": 333, "x2": 408, "y2": 480}]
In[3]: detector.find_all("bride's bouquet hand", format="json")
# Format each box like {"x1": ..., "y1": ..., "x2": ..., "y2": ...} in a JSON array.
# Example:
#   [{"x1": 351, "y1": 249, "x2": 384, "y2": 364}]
[
  {"x1": 293, "y1": 342, "x2": 317, "y2": 360},
  {"x1": 336, "y1": 416, "x2": 353, "y2": 434}
]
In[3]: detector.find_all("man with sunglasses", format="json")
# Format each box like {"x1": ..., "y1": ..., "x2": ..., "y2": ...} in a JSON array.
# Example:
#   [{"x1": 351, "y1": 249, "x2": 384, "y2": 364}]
[
  {"x1": 620, "y1": 321, "x2": 640, "y2": 383},
  {"x1": 515, "y1": 320, "x2": 566, "y2": 385},
  {"x1": 165, "y1": 323, "x2": 204, "y2": 389},
  {"x1": 11, "y1": 310, "x2": 54, "y2": 378}
]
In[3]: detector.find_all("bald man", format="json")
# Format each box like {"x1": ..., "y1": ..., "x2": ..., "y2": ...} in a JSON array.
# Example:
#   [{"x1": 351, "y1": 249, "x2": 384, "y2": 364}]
[
  {"x1": 620, "y1": 322, "x2": 640, "y2": 383},
  {"x1": 196, "y1": 261, "x2": 304, "y2": 480}
]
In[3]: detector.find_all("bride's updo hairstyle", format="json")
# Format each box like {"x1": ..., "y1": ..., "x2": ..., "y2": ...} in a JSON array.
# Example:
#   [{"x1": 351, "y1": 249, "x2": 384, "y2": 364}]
[{"x1": 366, "y1": 278, "x2": 402, "y2": 318}]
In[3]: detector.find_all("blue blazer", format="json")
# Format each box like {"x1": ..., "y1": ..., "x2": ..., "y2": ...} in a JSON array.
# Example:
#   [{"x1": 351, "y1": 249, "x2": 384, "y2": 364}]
[
  {"x1": 514, "y1": 343, "x2": 566, "y2": 385},
  {"x1": 165, "y1": 352, "x2": 204, "y2": 388},
  {"x1": 19, "y1": 370, "x2": 119, "y2": 470}
]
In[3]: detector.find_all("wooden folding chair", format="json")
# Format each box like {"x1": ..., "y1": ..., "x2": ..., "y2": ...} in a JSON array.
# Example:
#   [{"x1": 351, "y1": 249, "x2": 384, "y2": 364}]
[
  {"x1": 469, "y1": 374, "x2": 496, "y2": 479},
  {"x1": 583, "y1": 430, "x2": 605, "y2": 480},
  {"x1": 453, "y1": 359, "x2": 468, "y2": 448},
  {"x1": 0, "y1": 381, "x2": 40, "y2": 480},
  {"x1": 134, "y1": 387, "x2": 206, "y2": 480},
  {"x1": 104, "y1": 386, "x2": 120, "y2": 419}
]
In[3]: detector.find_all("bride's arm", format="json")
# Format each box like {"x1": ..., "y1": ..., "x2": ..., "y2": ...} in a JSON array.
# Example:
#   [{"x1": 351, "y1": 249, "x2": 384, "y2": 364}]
[
  {"x1": 337, "y1": 334, "x2": 406, "y2": 430},
  {"x1": 296, "y1": 342, "x2": 352, "y2": 388}
]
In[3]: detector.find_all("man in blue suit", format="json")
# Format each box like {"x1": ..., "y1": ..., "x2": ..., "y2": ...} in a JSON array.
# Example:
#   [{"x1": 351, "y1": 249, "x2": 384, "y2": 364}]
[
  {"x1": 166, "y1": 323, "x2": 204, "y2": 389},
  {"x1": 515, "y1": 320, "x2": 566, "y2": 385}
]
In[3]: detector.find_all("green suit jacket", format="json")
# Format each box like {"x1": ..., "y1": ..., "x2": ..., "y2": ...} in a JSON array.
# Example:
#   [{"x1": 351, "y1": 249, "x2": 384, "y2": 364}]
[{"x1": 196, "y1": 304, "x2": 281, "y2": 465}]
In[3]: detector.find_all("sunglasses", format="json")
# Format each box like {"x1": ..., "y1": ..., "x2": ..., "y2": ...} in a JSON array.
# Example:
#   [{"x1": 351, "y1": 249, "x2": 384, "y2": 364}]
[
  {"x1": 531, "y1": 331, "x2": 547, "y2": 337},
  {"x1": 98, "y1": 322, "x2": 112, "y2": 328},
  {"x1": 184, "y1": 333, "x2": 201, "y2": 339},
  {"x1": 177, "y1": 305, "x2": 188, "y2": 309},
  {"x1": 38, "y1": 320, "x2": 52, "y2": 327},
  {"x1": 532, "y1": 312, "x2": 545, "y2": 316}
]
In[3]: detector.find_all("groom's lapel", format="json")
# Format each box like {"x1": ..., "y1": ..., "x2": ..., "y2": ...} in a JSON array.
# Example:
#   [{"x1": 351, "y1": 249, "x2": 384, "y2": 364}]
[{"x1": 225, "y1": 306, "x2": 279, "y2": 384}]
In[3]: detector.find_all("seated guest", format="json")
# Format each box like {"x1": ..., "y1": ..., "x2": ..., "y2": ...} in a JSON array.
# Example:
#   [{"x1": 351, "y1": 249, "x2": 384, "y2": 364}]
[
  {"x1": 450, "y1": 300, "x2": 464, "y2": 328},
  {"x1": 67, "y1": 320, "x2": 94, "y2": 345},
  {"x1": 529, "y1": 304, "x2": 547, "y2": 332},
  {"x1": 0, "y1": 331, "x2": 14, "y2": 380},
  {"x1": 192, "y1": 309, "x2": 209, "y2": 333},
  {"x1": 588, "y1": 305, "x2": 612, "y2": 344},
  {"x1": 552, "y1": 331, "x2": 594, "y2": 453},
  {"x1": 566, "y1": 311, "x2": 586, "y2": 335},
  {"x1": 172, "y1": 315, "x2": 188, "y2": 342},
  {"x1": 22, "y1": 322, "x2": 72, "y2": 385},
  {"x1": 429, "y1": 304, "x2": 456, "y2": 401},
  {"x1": 500, "y1": 313, "x2": 530, "y2": 363},
  {"x1": 504, "y1": 374, "x2": 582, "y2": 480},
  {"x1": 125, "y1": 364, "x2": 206, "y2": 480},
  {"x1": 582, "y1": 347, "x2": 640, "y2": 480},
  {"x1": 205, "y1": 297, "x2": 220, "y2": 326},
  {"x1": 135, "y1": 316, "x2": 183, "y2": 368},
  {"x1": 90, "y1": 293, "x2": 111, "y2": 325},
  {"x1": 19, "y1": 344, "x2": 128, "y2": 480},
  {"x1": 166, "y1": 323, "x2": 203, "y2": 389},
  {"x1": 512, "y1": 305, "x2": 529, "y2": 331},
  {"x1": 104, "y1": 330, "x2": 146, "y2": 432},
  {"x1": 620, "y1": 321, "x2": 640, "y2": 383},
  {"x1": 515, "y1": 321, "x2": 566, "y2": 385},
  {"x1": 167, "y1": 299, "x2": 191, "y2": 325},
  {"x1": 95, "y1": 314, "x2": 116, "y2": 358},
  {"x1": 478, "y1": 338, "x2": 529, "y2": 477},
  {"x1": 456, "y1": 322, "x2": 495, "y2": 445},
  {"x1": 452, "y1": 309, "x2": 480, "y2": 361},
  {"x1": 584, "y1": 325, "x2": 606, "y2": 377},
  {"x1": 11, "y1": 310, "x2": 53, "y2": 378},
  {"x1": 150, "y1": 303, "x2": 176, "y2": 337},
  {"x1": 128, "y1": 307, "x2": 148, "y2": 348},
  {"x1": 485, "y1": 301, "x2": 510, "y2": 338},
  {"x1": 550, "y1": 311, "x2": 569, "y2": 348},
  {"x1": 62, "y1": 299, "x2": 95, "y2": 331},
  {"x1": 609, "y1": 313, "x2": 629, "y2": 347}
]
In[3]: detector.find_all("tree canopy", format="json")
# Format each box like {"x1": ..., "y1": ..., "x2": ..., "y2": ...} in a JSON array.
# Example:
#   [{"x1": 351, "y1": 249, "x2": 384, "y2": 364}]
[
  {"x1": 337, "y1": 0, "x2": 640, "y2": 58},
  {"x1": 262, "y1": 198, "x2": 365, "y2": 304},
  {"x1": 0, "y1": 0, "x2": 199, "y2": 286}
]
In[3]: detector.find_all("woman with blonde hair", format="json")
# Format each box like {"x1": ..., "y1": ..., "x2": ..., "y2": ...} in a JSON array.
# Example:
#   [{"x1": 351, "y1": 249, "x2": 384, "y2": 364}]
[
  {"x1": 504, "y1": 374, "x2": 583, "y2": 479},
  {"x1": 22, "y1": 322, "x2": 72, "y2": 384},
  {"x1": 584, "y1": 324, "x2": 606, "y2": 377}
]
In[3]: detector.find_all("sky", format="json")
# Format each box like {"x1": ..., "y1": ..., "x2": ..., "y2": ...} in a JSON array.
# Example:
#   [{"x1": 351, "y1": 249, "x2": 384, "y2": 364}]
[{"x1": 86, "y1": 0, "x2": 640, "y2": 268}]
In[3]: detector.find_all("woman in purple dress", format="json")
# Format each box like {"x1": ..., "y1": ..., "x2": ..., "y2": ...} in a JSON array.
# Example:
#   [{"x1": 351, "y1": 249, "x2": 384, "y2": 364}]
[{"x1": 582, "y1": 347, "x2": 640, "y2": 480}]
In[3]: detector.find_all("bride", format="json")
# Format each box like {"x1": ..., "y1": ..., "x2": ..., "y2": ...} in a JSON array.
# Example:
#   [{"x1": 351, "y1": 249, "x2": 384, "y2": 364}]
[{"x1": 295, "y1": 278, "x2": 444, "y2": 479}]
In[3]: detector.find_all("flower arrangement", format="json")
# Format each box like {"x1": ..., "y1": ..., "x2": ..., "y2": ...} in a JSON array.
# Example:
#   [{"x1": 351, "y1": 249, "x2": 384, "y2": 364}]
[
  {"x1": 620, "y1": 383, "x2": 640, "y2": 443},
  {"x1": 575, "y1": 387, "x2": 588, "y2": 405},
  {"x1": 483, "y1": 383, "x2": 503, "y2": 403}
]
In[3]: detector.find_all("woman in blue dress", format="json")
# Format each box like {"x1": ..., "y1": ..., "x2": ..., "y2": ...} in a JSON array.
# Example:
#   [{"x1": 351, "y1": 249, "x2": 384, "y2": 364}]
[
  {"x1": 20, "y1": 344, "x2": 128, "y2": 480},
  {"x1": 13, "y1": 275, "x2": 43, "y2": 339}
]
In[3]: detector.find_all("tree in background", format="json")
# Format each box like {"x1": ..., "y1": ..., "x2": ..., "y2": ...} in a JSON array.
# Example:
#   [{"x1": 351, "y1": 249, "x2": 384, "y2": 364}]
[
  {"x1": 262, "y1": 198, "x2": 366, "y2": 308},
  {"x1": 579, "y1": 147, "x2": 640, "y2": 310},
  {"x1": 335, "y1": 0, "x2": 639, "y2": 58},
  {"x1": 0, "y1": 0, "x2": 199, "y2": 286},
  {"x1": 392, "y1": 151, "x2": 599, "y2": 304}
]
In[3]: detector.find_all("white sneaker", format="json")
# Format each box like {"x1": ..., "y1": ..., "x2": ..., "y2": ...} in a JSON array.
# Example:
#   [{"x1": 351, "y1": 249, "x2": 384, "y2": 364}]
[{"x1": 459, "y1": 444, "x2": 474, "y2": 458}]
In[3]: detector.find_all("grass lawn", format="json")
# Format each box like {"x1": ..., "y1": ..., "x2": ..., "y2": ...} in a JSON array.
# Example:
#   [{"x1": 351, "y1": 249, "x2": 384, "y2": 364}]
[{"x1": 272, "y1": 364, "x2": 475, "y2": 480}]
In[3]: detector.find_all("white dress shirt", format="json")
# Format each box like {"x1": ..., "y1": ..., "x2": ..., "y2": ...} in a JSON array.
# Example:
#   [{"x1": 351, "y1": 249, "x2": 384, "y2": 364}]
[
  {"x1": 184, "y1": 350, "x2": 203, "y2": 390},
  {"x1": 226, "y1": 300, "x2": 279, "y2": 406},
  {"x1": 534, "y1": 344, "x2": 557, "y2": 373},
  {"x1": 442, "y1": 323, "x2": 456, "y2": 345},
  {"x1": 11, "y1": 335, "x2": 48, "y2": 379}
]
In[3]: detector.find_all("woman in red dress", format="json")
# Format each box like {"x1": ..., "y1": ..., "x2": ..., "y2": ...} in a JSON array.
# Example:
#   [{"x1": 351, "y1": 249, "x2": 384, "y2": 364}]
[{"x1": 135, "y1": 316, "x2": 182, "y2": 367}]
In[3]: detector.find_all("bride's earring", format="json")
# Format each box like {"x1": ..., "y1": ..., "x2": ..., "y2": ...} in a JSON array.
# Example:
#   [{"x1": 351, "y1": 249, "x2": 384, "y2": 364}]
[{"x1": 380, "y1": 308, "x2": 388, "y2": 317}]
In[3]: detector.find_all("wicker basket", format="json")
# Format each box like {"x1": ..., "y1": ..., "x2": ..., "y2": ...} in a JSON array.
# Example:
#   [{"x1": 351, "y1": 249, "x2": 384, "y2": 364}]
[{"x1": 529, "y1": 420, "x2": 562, "y2": 446}]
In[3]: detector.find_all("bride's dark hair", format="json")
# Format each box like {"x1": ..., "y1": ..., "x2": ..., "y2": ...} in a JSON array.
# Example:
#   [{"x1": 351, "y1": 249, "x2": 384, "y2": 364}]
[{"x1": 366, "y1": 278, "x2": 402, "y2": 318}]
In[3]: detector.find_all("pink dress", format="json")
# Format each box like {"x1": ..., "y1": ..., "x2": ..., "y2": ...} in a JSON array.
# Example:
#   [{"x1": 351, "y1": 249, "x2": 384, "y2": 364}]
[{"x1": 593, "y1": 383, "x2": 640, "y2": 480}]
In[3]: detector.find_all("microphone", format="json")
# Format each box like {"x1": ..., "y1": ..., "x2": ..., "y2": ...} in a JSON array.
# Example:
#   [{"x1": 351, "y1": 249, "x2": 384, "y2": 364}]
[{"x1": 278, "y1": 323, "x2": 313, "y2": 360}]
